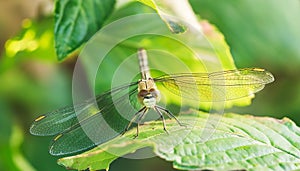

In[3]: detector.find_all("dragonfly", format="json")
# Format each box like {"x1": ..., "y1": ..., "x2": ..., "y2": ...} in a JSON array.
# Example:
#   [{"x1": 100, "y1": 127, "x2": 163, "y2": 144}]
[{"x1": 30, "y1": 48, "x2": 274, "y2": 156}]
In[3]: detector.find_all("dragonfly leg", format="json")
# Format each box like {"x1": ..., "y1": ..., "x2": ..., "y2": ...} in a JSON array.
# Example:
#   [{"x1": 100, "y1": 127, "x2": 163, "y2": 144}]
[
  {"x1": 122, "y1": 106, "x2": 146, "y2": 136},
  {"x1": 154, "y1": 106, "x2": 169, "y2": 134},
  {"x1": 156, "y1": 105, "x2": 187, "y2": 127},
  {"x1": 134, "y1": 108, "x2": 148, "y2": 139}
]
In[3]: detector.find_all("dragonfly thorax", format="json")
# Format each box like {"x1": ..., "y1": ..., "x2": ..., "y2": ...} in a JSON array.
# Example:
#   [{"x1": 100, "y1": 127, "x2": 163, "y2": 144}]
[{"x1": 137, "y1": 78, "x2": 161, "y2": 108}]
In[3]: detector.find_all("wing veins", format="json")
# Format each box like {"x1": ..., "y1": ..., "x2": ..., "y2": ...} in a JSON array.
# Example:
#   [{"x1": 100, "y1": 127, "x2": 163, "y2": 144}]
[{"x1": 52, "y1": 86, "x2": 138, "y2": 140}]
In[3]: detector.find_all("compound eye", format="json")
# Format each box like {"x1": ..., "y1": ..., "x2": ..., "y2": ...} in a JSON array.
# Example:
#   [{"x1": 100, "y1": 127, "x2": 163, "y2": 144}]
[
  {"x1": 149, "y1": 88, "x2": 156, "y2": 92},
  {"x1": 138, "y1": 90, "x2": 148, "y2": 97},
  {"x1": 149, "y1": 88, "x2": 159, "y2": 97}
]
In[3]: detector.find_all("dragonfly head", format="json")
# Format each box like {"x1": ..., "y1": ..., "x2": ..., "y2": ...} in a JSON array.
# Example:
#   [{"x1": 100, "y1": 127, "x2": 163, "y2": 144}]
[{"x1": 138, "y1": 79, "x2": 161, "y2": 108}]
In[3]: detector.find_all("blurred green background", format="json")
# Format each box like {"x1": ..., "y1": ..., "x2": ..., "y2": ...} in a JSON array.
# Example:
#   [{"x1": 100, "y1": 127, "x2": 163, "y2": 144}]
[{"x1": 0, "y1": 0, "x2": 300, "y2": 171}]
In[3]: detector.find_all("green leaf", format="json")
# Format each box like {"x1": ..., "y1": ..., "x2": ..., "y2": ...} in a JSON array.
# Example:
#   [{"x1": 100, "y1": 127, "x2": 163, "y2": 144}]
[
  {"x1": 57, "y1": 139, "x2": 151, "y2": 170},
  {"x1": 58, "y1": 112, "x2": 300, "y2": 170},
  {"x1": 54, "y1": 0, "x2": 115, "y2": 60},
  {"x1": 188, "y1": 0, "x2": 300, "y2": 68},
  {"x1": 137, "y1": 0, "x2": 188, "y2": 33},
  {"x1": 136, "y1": 0, "x2": 156, "y2": 9},
  {"x1": 80, "y1": 2, "x2": 257, "y2": 110}
]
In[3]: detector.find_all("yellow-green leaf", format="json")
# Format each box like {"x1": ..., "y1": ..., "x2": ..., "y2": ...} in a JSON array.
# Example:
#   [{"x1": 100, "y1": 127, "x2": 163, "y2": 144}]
[{"x1": 58, "y1": 112, "x2": 300, "y2": 170}]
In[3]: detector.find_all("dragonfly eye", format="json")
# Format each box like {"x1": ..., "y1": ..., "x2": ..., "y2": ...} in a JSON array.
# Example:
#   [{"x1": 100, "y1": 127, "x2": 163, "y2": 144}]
[
  {"x1": 138, "y1": 90, "x2": 148, "y2": 97},
  {"x1": 149, "y1": 88, "x2": 160, "y2": 100},
  {"x1": 149, "y1": 88, "x2": 156, "y2": 92}
]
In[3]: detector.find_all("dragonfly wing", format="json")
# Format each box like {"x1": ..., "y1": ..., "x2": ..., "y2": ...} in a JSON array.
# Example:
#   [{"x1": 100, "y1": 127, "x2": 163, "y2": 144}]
[
  {"x1": 154, "y1": 68, "x2": 274, "y2": 102},
  {"x1": 49, "y1": 113, "x2": 104, "y2": 155},
  {"x1": 30, "y1": 83, "x2": 139, "y2": 136},
  {"x1": 30, "y1": 103, "x2": 85, "y2": 136},
  {"x1": 48, "y1": 84, "x2": 140, "y2": 155}
]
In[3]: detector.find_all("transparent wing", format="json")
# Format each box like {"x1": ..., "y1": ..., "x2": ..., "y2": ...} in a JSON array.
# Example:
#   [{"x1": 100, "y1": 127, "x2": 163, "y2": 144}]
[
  {"x1": 30, "y1": 82, "x2": 141, "y2": 155},
  {"x1": 154, "y1": 68, "x2": 274, "y2": 102}
]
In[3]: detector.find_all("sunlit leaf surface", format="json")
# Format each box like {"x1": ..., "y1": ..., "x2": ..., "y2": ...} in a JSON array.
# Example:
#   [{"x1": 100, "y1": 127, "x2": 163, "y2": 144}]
[{"x1": 58, "y1": 112, "x2": 300, "y2": 170}]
